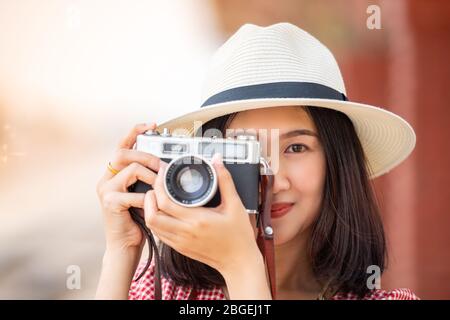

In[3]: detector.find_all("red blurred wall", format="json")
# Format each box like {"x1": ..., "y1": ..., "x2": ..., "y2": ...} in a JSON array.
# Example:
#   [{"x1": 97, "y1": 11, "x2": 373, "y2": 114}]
[{"x1": 211, "y1": 0, "x2": 450, "y2": 299}]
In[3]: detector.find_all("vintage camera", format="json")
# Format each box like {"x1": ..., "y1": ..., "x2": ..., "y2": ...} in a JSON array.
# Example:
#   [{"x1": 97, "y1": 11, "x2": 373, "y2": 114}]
[{"x1": 128, "y1": 128, "x2": 263, "y2": 213}]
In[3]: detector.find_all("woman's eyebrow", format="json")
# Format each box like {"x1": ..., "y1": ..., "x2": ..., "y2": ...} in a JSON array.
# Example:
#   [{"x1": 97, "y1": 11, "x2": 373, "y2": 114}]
[
  {"x1": 280, "y1": 129, "x2": 318, "y2": 139},
  {"x1": 225, "y1": 129, "x2": 318, "y2": 139}
]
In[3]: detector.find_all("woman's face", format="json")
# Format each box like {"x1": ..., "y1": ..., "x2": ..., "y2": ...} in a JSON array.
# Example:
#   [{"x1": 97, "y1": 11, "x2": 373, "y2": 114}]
[{"x1": 227, "y1": 106, "x2": 326, "y2": 246}]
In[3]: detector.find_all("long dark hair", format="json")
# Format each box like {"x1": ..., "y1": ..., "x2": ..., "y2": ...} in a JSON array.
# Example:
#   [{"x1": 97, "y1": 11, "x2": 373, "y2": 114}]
[{"x1": 158, "y1": 106, "x2": 386, "y2": 298}]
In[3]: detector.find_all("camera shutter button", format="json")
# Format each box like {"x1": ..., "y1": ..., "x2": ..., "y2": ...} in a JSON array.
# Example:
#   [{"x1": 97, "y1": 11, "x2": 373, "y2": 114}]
[{"x1": 161, "y1": 128, "x2": 171, "y2": 137}]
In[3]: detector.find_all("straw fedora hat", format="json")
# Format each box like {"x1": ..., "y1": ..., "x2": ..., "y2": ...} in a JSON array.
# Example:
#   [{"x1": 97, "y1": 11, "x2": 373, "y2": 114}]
[{"x1": 156, "y1": 22, "x2": 416, "y2": 178}]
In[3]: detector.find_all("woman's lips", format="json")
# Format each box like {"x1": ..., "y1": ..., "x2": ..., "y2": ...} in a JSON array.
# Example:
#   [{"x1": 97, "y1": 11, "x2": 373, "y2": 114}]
[{"x1": 270, "y1": 202, "x2": 294, "y2": 219}]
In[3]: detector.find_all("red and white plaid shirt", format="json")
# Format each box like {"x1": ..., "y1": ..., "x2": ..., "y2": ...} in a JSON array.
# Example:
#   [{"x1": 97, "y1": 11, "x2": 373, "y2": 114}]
[{"x1": 128, "y1": 261, "x2": 419, "y2": 300}]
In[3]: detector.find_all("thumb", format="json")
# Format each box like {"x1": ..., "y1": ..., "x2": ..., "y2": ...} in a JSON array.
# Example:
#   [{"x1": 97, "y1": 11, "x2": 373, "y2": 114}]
[
  {"x1": 211, "y1": 153, "x2": 239, "y2": 206},
  {"x1": 144, "y1": 190, "x2": 158, "y2": 226}
]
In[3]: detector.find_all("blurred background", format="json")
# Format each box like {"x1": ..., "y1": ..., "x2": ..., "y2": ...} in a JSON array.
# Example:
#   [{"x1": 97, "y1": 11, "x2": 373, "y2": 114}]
[{"x1": 0, "y1": 0, "x2": 449, "y2": 299}]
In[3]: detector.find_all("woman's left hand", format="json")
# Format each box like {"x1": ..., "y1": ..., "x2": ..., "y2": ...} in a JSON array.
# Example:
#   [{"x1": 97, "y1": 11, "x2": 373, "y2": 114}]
[{"x1": 143, "y1": 153, "x2": 262, "y2": 276}]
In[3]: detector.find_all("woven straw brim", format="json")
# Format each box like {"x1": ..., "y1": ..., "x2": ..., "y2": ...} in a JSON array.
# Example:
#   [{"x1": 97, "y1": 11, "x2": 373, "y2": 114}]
[{"x1": 157, "y1": 98, "x2": 416, "y2": 179}]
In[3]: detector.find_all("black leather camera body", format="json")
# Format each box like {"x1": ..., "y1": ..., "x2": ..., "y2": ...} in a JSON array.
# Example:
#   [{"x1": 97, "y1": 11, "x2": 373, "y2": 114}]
[{"x1": 129, "y1": 128, "x2": 262, "y2": 214}]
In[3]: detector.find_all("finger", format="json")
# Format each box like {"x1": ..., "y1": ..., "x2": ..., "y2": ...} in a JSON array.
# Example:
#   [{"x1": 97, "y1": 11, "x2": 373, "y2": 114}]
[
  {"x1": 104, "y1": 162, "x2": 157, "y2": 192},
  {"x1": 144, "y1": 188, "x2": 158, "y2": 214},
  {"x1": 153, "y1": 231, "x2": 181, "y2": 252},
  {"x1": 101, "y1": 191, "x2": 146, "y2": 213},
  {"x1": 211, "y1": 153, "x2": 240, "y2": 206},
  {"x1": 118, "y1": 122, "x2": 157, "y2": 149},
  {"x1": 150, "y1": 223, "x2": 192, "y2": 257},
  {"x1": 104, "y1": 149, "x2": 161, "y2": 179},
  {"x1": 144, "y1": 190, "x2": 189, "y2": 235},
  {"x1": 101, "y1": 123, "x2": 157, "y2": 181}
]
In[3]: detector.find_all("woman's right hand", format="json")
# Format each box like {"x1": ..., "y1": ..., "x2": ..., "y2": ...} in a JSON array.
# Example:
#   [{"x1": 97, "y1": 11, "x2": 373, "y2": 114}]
[{"x1": 96, "y1": 122, "x2": 161, "y2": 252}]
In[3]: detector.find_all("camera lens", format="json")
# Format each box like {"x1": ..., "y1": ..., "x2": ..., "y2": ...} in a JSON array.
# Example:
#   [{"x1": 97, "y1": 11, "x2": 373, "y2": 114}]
[
  {"x1": 177, "y1": 167, "x2": 203, "y2": 193},
  {"x1": 164, "y1": 155, "x2": 217, "y2": 207}
]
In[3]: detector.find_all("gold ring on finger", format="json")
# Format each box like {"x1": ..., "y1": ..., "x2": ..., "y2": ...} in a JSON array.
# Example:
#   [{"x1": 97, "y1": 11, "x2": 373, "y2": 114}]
[{"x1": 107, "y1": 162, "x2": 120, "y2": 175}]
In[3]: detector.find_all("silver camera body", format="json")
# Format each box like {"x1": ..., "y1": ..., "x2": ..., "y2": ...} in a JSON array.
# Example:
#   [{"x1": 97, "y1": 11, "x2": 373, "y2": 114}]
[{"x1": 130, "y1": 128, "x2": 262, "y2": 213}]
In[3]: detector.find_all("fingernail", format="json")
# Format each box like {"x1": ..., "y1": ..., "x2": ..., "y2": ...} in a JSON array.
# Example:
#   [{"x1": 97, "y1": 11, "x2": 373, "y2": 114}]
[
  {"x1": 212, "y1": 153, "x2": 223, "y2": 167},
  {"x1": 158, "y1": 161, "x2": 167, "y2": 173}
]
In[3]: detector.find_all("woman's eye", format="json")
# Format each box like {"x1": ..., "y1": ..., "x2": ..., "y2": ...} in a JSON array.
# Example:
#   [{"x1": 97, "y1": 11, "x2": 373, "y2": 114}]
[{"x1": 285, "y1": 144, "x2": 308, "y2": 153}]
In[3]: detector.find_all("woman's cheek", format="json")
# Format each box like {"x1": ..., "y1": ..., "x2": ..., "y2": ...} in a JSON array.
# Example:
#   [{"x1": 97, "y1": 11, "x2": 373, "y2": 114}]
[
  {"x1": 300, "y1": 153, "x2": 326, "y2": 229},
  {"x1": 270, "y1": 151, "x2": 326, "y2": 245},
  {"x1": 290, "y1": 151, "x2": 326, "y2": 194}
]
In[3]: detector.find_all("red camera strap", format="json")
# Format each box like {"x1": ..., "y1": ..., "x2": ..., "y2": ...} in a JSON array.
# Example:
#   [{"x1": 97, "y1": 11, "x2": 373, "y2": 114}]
[{"x1": 256, "y1": 173, "x2": 276, "y2": 299}]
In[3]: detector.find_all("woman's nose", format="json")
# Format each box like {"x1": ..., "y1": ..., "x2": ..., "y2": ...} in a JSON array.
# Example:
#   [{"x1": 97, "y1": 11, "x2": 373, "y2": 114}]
[{"x1": 272, "y1": 169, "x2": 291, "y2": 194}]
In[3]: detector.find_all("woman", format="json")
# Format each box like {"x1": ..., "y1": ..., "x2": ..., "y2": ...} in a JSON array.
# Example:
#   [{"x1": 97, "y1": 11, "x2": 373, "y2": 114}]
[{"x1": 95, "y1": 23, "x2": 418, "y2": 299}]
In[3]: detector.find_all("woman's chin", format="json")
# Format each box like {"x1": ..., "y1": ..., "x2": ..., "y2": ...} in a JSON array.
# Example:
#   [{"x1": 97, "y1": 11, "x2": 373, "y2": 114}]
[
  {"x1": 272, "y1": 219, "x2": 307, "y2": 246},
  {"x1": 273, "y1": 228, "x2": 296, "y2": 246},
  {"x1": 271, "y1": 215, "x2": 296, "y2": 245}
]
